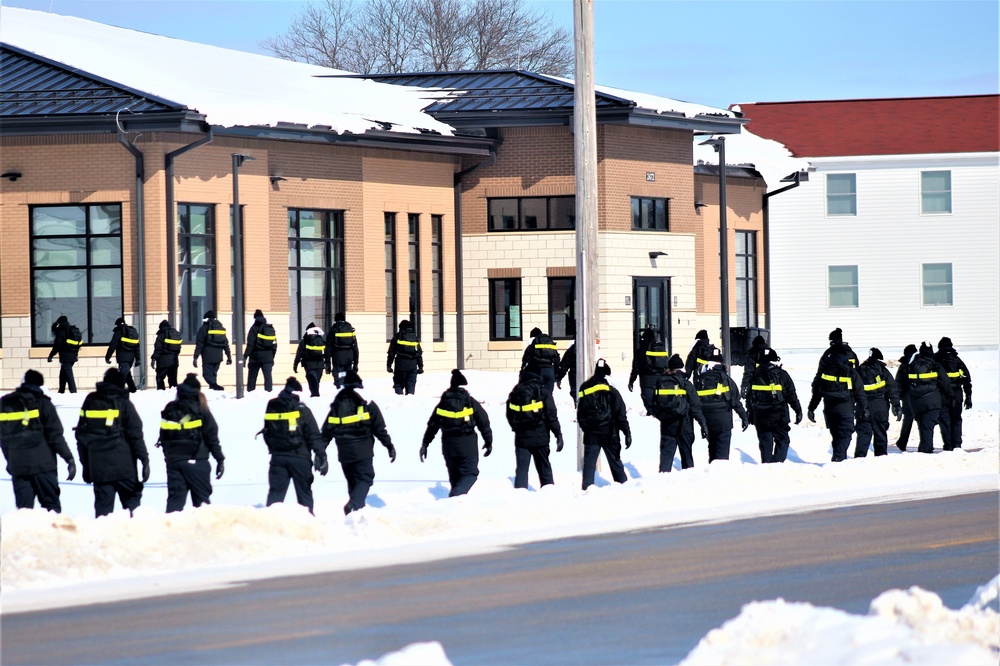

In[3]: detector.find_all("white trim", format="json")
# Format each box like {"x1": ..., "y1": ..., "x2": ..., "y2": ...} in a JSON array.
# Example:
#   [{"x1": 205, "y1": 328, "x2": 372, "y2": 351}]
[{"x1": 809, "y1": 152, "x2": 999, "y2": 171}]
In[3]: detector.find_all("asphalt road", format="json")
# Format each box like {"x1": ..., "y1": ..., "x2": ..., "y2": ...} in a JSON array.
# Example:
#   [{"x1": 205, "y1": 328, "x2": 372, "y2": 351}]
[{"x1": 3, "y1": 492, "x2": 997, "y2": 665}]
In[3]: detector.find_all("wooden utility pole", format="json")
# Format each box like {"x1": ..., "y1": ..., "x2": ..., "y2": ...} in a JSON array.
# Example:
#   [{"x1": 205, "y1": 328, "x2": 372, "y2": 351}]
[{"x1": 573, "y1": 0, "x2": 599, "y2": 471}]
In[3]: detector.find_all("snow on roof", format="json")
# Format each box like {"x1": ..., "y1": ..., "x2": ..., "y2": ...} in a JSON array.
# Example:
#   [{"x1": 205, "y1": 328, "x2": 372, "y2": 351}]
[
  {"x1": 0, "y1": 7, "x2": 457, "y2": 136},
  {"x1": 593, "y1": 82, "x2": 738, "y2": 119},
  {"x1": 693, "y1": 128, "x2": 810, "y2": 191}
]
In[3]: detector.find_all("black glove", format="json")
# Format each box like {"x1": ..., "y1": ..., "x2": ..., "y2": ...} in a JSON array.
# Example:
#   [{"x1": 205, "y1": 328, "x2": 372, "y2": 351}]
[
  {"x1": 965, "y1": 396, "x2": 972, "y2": 410},
  {"x1": 192, "y1": 358, "x2": 198, "y2": 368},
  {"x1": 794, "y1": 410, "x2": 803, "y2": 425},
  {"x1": 151, "y1": 360, "x2": 157, "y2": 370},
  {"x1": 141, "y1": 459, "x2": 150, "y2": 483},
  {"x1": 417, "y1": 368, "x2": 424, "y2": 374},
  {"x1": 105, "y1": 357, "x2": 112, "y2": 365},
  {"x1": 806, "y1": 409, "x2": 815, "y2": 423},
  {"x1": 352, "y1": 364, "x2": 358, "y2": 372},
  {"x1": 556, "y1": 380, "x2": 562, "y2": 389},
  {"x1": 624, "y1": 434, "x2": 632, "y2": 449},
  {"x1": 741, "y1": 417, "x2": 749, "y2": 432},
  {"x1": 387, "y1": 364, "x2": 394, "y2": 374},
  {"x1": 215, "y1": 460, "x2": 225, "y2": 480},
  {"x1": 483, "y1": 441, "x2": 493, "y2": 457},
  {"x1": 387, "y1": 445, "x2": 397, "y2": 463},
  {"x1": 293, "y1": 363, "x2": 299, "y2": 373},
  {"x1": 419, "y1": 444, "x2": 428, "y2": 462},
  {"x1": 66, "y1": 458, "x2": 77, "y2": 482},
  {"x1": 700, "y1": 427, "x2": 708, "y2": 440},
  {"x1": 555, "y1": 436, "x2": 564, "y2": 453},
  {"x1": 315, "y1": 455, "x2": 329, "y2": 476},
  {"x1": 325, "y1": 365, "x2": 332, "y2": 375},
  {"x1": 891, "y1": 403, "x2": 901, "y2": 420},
  {"x1": 861, "y1": 408, "x2": 870, "y2": 422},
  {"x1": 627, "y1": 381, "x2": 634, "y2": 393},
  {"x1": 226, "y1": 358, "x2": 233, "y2": 365}
]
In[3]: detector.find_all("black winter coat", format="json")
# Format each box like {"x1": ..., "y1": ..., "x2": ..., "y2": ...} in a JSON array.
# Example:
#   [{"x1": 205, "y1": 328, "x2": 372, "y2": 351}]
[
  {"x1": 900, "y1": 353, "x2": 952, "y2": 414},
  {"x1": 262, "y1": 389, "x2": 326, "y2": 460},
  {"x1": 106, "y1": 323, "x2": 141, "y2": 365},
  {"x1": 423, "y1": 388, "x2": 493, "y2": 457},
  {"x1": 325, "y1": 321, "x2": 360, "y2": 370},
  {"x1": 245, "y1": 315, "x2": 277, "y2": 364},
  {"x1": 321, "y1": 389, "x2": 394, "y2": 463},
  {"x1": 47, "y1": 319, "x2": 80, "y2": 364},
  {"x1": 505, "y1": 379, "x2": 562, "y2": 449},
  {"x1": 387, "y1": 330, "x2": 423, "y2": 372},
  {"x1": 576, "y1": 376, "x2": 631, "y2": 439},
  {"x1": 294, "y1": 329, "x2": 327, "y2": 372},
  {"x1": 694, "y1": 368, "x2": 748, "y2": 433},
  {"x1": 857, "y1": 358, "x2": 901, "y2": 417},
  {"x1": 629, "y1": 340, "x2": 665, "y2": 389},
  {"x1": 76, "y1": 383, "x2": 148, "y2": 484},
  {"x1": 684, "y1": 339, "x2": 714, "y2": 378},
  {"x1": 653, "y1": 372, "x2": 709, "y2": 434},
  {"x1": 746, "y1": 361, "x2": 802, "y2": 427},
  {"x1": 151, "y1": 323, "x2": 182, "y2": 369},
  {"x1": 193, "y1": 320, "x2": 232, "y2": 365},
  {"x1": 159, "y1": 393, "x2": 225, "y2": 463},
  {"x1": 555, "y1": 343, "x2": 577, "y2": 389},
  {"x1": 0, "y1": 385, "x2": 73, "y2": 476},
  {"x1": 934, "y1": 349, "x2": 973, "y2": 405},
  {"x1": 808, "y1": 365, "x2": 868, "y2": 417},
  {"x1": 521, "y1": 334, "x2": 561, "y2": 370}
]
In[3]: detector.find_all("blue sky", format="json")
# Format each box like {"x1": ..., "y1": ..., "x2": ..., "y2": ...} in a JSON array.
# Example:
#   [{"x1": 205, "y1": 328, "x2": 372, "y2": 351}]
[{"x1": 2, "y1": 0, "x2": 996, "y2": 109}]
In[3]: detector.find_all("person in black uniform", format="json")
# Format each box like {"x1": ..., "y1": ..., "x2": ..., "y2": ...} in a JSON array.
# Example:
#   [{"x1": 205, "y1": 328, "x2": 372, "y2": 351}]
[
  {"x1": 192, "y1": 310, "x2": 233, "y2": 391},
  {"x1": 807, "y1": 348, "x2": 868, "y2": 462},
  {"x1": 900, "y1": 342, "x2": 953, "y2": 454},
  {"x1": 555, "y1": 341, "x2": 577, "y2": 406},
  {"x1": 684, "y1": 329, "x2": 714, "y2": 379},
  {"x1": 151, "y1": 319, "x2": 183, "y2": 390},
  {"x1": 387, "y1": 320, "x2": 423, "y2": 395},
  {"x1": 293, "y1": 322, "x2": 327, "y2": 397},
  {"x1": 854, "y1": 348, "x2": 901, "y2": 458},
  {"x1": 326, "y1": 312, "x2": 360, "y2": 389},
  {"x1": 934, "y1": 337, "x2": 973, "y2": 451},
  {"x1": 739, "y1": 334, "x2": 768, "y2": 400},
  {"x1": 421, "y1": 369, "x2": 493, "y2": 497},
  {"x1": 159, "y1": 374, "x2": 225, "y2": 512},
  {"x1": 245, "y1": 309, "x2": 277, "y2": 392},
  {"x1": 105, "y1": 316, "x2": 140, "y2": 393},
  {"x1": 0, "y1": 370, "x2": 76, "y2": 512},
  {"x1": 577, "y1": 360, "x2": 631, "y2": 490},
  {"x1": 76, "y1": 368, "x2": 149, "y2": 518},
  {"x1": 894, "y1": 343, "x2": 918, "y2": 451},
  {"x1": 817, "y1": 327, "x2": 860, "y2": 371},
  {"x1": 322, "y1": 371, "x2": 396, "y2": 514},
  {"x1": 628, "y1": 328, "x2": 668, "y2": 413},
  {"x1": 650, "y1": 354, "x2": 708, "y2": 472},
  {"x1": 521, "y1": 327, "x2": 561, "y2": 397},
  {"x1": 746, "y1": 348, "x2": 803, "y2": 463},
  {"x1": 261, "y1": 377, "x2": 327, "y2": 514},
  {"x1": 692, "y1": 349, "x2": 749, "y2": 463},
  {"x1": 506, "y1": 365, "x2": 564, "y2": 489},
  {"x1": 47, "y1": 315, "x2": 81, "y2": 394}
]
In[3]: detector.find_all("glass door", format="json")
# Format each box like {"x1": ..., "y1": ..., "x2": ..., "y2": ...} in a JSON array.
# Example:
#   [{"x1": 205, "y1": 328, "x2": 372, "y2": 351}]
[{"x1": 633, "y1": 277, "x2": 672, "y2": 352}]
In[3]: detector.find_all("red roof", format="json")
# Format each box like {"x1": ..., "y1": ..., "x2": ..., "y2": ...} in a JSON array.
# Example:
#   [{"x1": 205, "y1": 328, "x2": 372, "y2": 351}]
[{"x1": 733, "y1": 96, "x2": 999, "y2": 157}]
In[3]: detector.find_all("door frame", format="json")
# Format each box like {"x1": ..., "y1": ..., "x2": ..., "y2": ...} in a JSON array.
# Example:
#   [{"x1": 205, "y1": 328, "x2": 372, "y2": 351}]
[{"x1": 632, "y1": 277, "x2": 672, "y2": 352}]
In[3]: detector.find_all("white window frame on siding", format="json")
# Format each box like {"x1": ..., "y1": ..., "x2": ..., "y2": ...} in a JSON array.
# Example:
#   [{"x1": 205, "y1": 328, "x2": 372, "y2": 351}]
[
  {"x1": 920, "y1": 170, "x2": 952, "y2": 215},
  {"x1": 922, "y1": 263, "x2": 953, "y2": 306},
  {"x1": 826, "y1": 173, "x2": 857, "y2": 216},
  {"x1": 828, "y1": 265, "x2": 859, "y2": 308}
]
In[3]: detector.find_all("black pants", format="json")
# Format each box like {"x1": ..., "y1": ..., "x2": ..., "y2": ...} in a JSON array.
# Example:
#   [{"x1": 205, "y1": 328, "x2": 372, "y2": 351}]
[
  {"x1": 444, "y1": 451, "x2": 480, "y2": 496},
  {"x1": 915, "y1": 408, "x2": 940, "y2": 454},
  {"x1": 304, "y1": 368, "x2": 323, "y2": 397},
  {"x1": 12, "y1": 470, "x2": 61, "y2": 512},
  {"x1": 332, "y1": 362, "x2": 353, "y2": 389},
  {"x1": 156, "y1": 363, "x2": 179, "y2": 390},
  {"x1": 824, "y1": 407, "x2": 855, "y2": 462},
  {"x1": 341, "y1": 457, "x2": 375, "y2": 513},
  {"x1": 267, "y1": 455, "x2": 315, "y2": 512},
  {"x1": 896, "y1": 398, "x2": 914, "y2": 450},
  {"x1": 393, "y1": 368, "x2": 418, "y2": 395},
  {"x1": 756, "y1": 420, "x2": 790, "y2": 463},
  {"x1": 514, "y1": 446, "x2": 553, "y2": 489},
  {"x1": 59, "y1": 362, "x2": 77, "y2": 394},
  {"x1": 657, "y1": 418, "x2": 694, "y2": 472},
  {"x1": 855, "y1": 408, "x2": 889, "y2": 457},
  {"x1": 118, "y1": 361, "x2": 137, "y2": 392},
  {"x1": 202, "y1": 361, "x2": 222, "y2": 389},
  {"x1": 166, "y1": 459, "x2": 213, "y2": 512},
  {"x1": 582, "y1": 434, "x2": 628, "y2": 490},
  {"x1": 539, "y1": 366, "x2": 555, "y2": 397},
  {"x1": 247, "y1": 360, "x2": 273, "y2": 392},
  {"x1": 639, "y1": 386, "x2": 655, "y2": 414},
  {"x1": 94, "y1": 478, "x2": 143, "y2": 517},
  {"x1": 706, "y1": 426, "x2": 733, "y2": 462},
  {"x1": 938, "y1": 400, "x2": 963, "y2": 450}
]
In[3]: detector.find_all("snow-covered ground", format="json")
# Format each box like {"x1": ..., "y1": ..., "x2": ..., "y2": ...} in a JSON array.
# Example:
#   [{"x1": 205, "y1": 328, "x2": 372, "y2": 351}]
[{"x1": 2, "y1": 349, "x2": 997, "y2": 663}]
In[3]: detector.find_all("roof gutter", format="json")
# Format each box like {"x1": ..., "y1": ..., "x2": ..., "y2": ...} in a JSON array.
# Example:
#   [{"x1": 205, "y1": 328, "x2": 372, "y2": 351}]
[
  {"x1": 761, "y1": 170, "x2": 808, "y2": 343},
  {"x1": 117, "y1": 129, "x2": 147, "y2": 389}
]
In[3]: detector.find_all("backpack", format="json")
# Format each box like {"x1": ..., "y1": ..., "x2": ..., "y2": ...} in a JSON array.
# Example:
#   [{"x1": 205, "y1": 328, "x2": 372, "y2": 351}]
[
  {"x1": 158, "y1": 400, "x2": 203, "y2": 458},
  {"x1": 0, "y1": 391, "x2": 44, "y2": 449},
  {"x1": 644, "y1": 341, "x2": 669, "y2": 372},
  {"x1": 436, "y1": 390, "x2": 476, "y2": 435},
  {"x1": 939, "y1": 354, "x2": 965, "y2": 388},
  {"x1": 262, "y1": 393, "x2": 305, "y2": 452},
  {"x1": 748, "y1": 365, "x2": 786, "y2": 409},
  {"x1": 206, "y1": 320, "x2": 228, "y2": 348},
  {"x1": 907, "y1": 355, "x2": 939, "y2": 399},
  {"x1": 396, "y1": 329, "x2": 419, "y2": 358},
  {"x1": 857, "y1": 362, "x2": 886, "y2": 397},
  {"x1": 577, "y1": 382, "x2": 613, "y2": 432},
  {"x1": 302, "y1": 332, "x2": 326, "y2": 362},
  {"x1": 818, "y1": 362, "x2": 853, "y2": 399},
  {"x1": 255, "y1": 323, "x2": 277, "y2": 351},
  {"x1": 694, "y1": 368, "x2": 732, "y2": 409},
  {"x1": 531, "y1": 335, "x2": 560, "y2": 368},
  {"x1": 507, "y1": 382, "x2": 545, "y2": 430},
  {"x1": 119, "y1": 325, "x2": 140, "y2": 351},
  {"x1": 331, "y1": 321, "x2": 355, "y2": 350},
  {"x1": 64, "y1": 325, "x2": 84, "y2": 351},
  {"x1": 326, "y1": 394, "x2": 372, "y2": 439},
  {"x1": 77, "y1": 392, "x2": 124, "y2": 447},
  {"x1": 651, "y1": 374, "x2": 690, "y2": 419},
  {"x1": 161, "y1": 326, "x2": 183, "y2": 355}
]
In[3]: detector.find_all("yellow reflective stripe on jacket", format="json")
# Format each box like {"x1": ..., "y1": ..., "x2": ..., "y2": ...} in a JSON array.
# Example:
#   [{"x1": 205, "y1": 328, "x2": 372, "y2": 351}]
[
  {"x1": 0, "y1": 409, "x2": 40, "y2": 426},
  {"x1": 751, "y1": 384, "x2": 783, "y2": 392},
  {"x1": 436, "y1": 406, "x2": 474, "y2": 420},
  {"x1": 908, "y1": 372, "x2": 938, "y2": 380},
  {"x1": 864, "y1": 377, "x2": 886, "y2": 392},
  {"x1": 509, "y1": 401, "x2": 544, "y2": 413},
  {"x1": 66, "y1": 338, "x2": 83, "y2": 346},
  {"x1": 947, "y1": 370, "x2": 965, "y2": 378},
  {"x1": 820, "y1": 373, "x2": 853, "y2": 390},
  {"x1": 160, "y1": 418, "x2": 203, "y2": 430},
  {"x1": 697, "y1": 383, "x2": 729, "y2": 397},
  {"x1": 645, "y1": 350, "x2": 668, "y2": 357},
  {"x1": 334, "y1": 332, "x2": 355, "y2": 338},
  {"x1": 328, "y1": 406, "x2": 371, "y2": 425},
  {"x1": 398, "y1": 340, "x2": 419, "y2": 347},
  {"x1": 120, "y1": 337, "x2": 139, "y2": 345},
  {"x1": 80, "y1": 409, "x2": 120, "y2": 426},
  {"x1": 534, "y1": 344, "x2": 558, "y2": 350},
  {"x1": 305, "y1": 345, "x2": 325, "y2": 352},
  {"x1": 256, "y1": 334, "x2": 277, "y2": 341},
  {"x1": 208, "y1": 329, "x2": 227, "y2": 335},
  {"x1": 696, "y1": 358, "x2": 709, "y2": 365},
  {"x1": 578, "y1": 384, "x2": 610, "y2": 398},
  {"x1": 655, "y1": 388, "x2": 686, "y2": 396},
  {"x1": 164, "y1": 338, "x2": 183, "y2": 345},
  {"x1": 265, "y1": 410, "x2": 300, "y2": 431}
]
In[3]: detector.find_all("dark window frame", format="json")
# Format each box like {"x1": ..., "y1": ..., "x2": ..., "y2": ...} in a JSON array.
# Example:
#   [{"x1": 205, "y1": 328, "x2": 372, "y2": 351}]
[
  {"x1": 407, "y1": 213, "x2": 421, "y2": 339},
  {"x1": 385, "y1": 212, "x2": 398, "y2": 342},
  {"x1": 288, "y1": 208, "x2": 346, "y2": 341},
  {"x1": 487, "y1": 196, "x2": 576, "y2": 232},
  {"x1": 631, "y1": 196, "x2": 670, "y2": 231},
  {"x1": 547, "y1": 276, "x2": 576, "y2": 340},
  {"x1": 735, "y1": 230, "x2": 758, "y2": 328},
  {"x1": 431, "y1": 214, "x2": 444, "y2": 342},
  {"x1": 489, "y1": 278, "x2": 522, "y2": 341},
  {"x1": 178, "y1": 203, "x2": 217, "y2": 343}
]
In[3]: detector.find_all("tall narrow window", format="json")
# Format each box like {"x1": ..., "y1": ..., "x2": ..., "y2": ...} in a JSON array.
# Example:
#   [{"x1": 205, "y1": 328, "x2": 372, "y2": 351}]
[
  {"x1": 826, "y1": 174, "x2": 857, "y2": 216},
  {"x1": 921, "y1": 171, "x2": 952, "y2": 214},
  {"x1": 178, "y1": 204, "x2": 216, "y2": 342},
  {"x1": 431, "y1": 215, "x2": 444, "y2": 341},
  {"x1": 631, "y1": 197, "x2": 669, "y2": 230},
  {"x1": 385, "y1": 213, "x2": 397, "y2": 341},
  {"x1": 288, "y1": 209, "x2": 345, "y2": 340},
  {"x1": 922, "y1": 263, "x2": 953, "y2": 306},
  {"x1": 229, "y1": 204, "x2": 245, "y2": 317},
  {"x1": 30, "y1": 204, "x2": 123, "y2": 345},
  {"x1": 547, "y1": 277, "x2": 575, "y2": 339},
  {"x1": 828, "y1": 265, "x2": 859, "y2": 308},
  {"x1": 408, "y1": 213, "x2": 420, "y2": 338},
  {"x1": 735, "y1": 230, "x2": 758, "y2": 327},
  {"x1": 489, "y1": 278, "x2": 521, "y2": 341}
]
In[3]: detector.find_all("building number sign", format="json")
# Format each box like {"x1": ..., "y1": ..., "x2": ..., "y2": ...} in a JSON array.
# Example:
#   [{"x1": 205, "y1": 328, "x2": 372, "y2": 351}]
[{"x1": 646, "y1": 172, "x2": 655, "y2": 182}]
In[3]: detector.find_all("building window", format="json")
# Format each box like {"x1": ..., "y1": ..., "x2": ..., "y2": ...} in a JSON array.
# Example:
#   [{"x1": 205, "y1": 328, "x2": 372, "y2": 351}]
[
  {"x1": 922, "y1": 263, "x2": 953, "y2": 306},
  {"x1": 288, "y1": 209, "x2": 345, "y2": 340},
  {"x1": 488, "y1": 196, "x2": 575, "y2": 231},
  {"x1": 229, "y1": 204, "x2": 245, "y2": 317},
  {"x1": 735, "y1": 230, "x2": 758, "y2": 327},
  {"x1": 385, "y1": 213, "x2": 397, "y2": 341},
  {"x1": 828, "y1": 265, "x2": 859, "y2": 308},
  {"x1": 431, "y1": 215, "x2": 444, "y2": 342},
  {"x1": 178, "y1": 204, "x2": 216, "y2": 342},
  {"x1": 826, "y1": 174, "x2": 857, "y2": 216},
  {"x1": 30, "y1": 204, "x2": 123, "y2": 345},
  {"x1": 548, "y1": 277, "x2": 575, "y2": 339},
  {"x1": 921, "y1": 171, "x2": 952, "y2": 214},
  {"x1": 489, "y1": 278, "x2": 521, "y2": 340},
  {"x1": 407, "y1": 213, "x2": 421, "y2": 338},
  {"x1": 631, "y1": 197, "x2": 669, "y2": 231}
]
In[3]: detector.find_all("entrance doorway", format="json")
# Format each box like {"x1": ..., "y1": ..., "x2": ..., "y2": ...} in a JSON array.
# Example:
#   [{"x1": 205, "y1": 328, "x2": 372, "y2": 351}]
[{"x1": 633, "y1": 277, "x2": 672, "y2": 352}]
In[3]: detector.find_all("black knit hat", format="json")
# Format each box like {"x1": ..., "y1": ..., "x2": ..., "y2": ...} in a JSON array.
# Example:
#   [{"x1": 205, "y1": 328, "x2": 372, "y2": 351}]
[
  {"x1": 903, "y1": 343, "x2": 918, "y2": 356},
  {"x1": 869, "y1": 347, "x2": 883, "y2": 361},
  {"x1": 919, "y1": 341, "x2": 934, "y2": 355},
  {"x1": 335, "y1": 312, "x2": 346, "y2": 322},
  {"x1": 938, "y1": 336, "x2": 953, "y2": 350},
  {"x1": 23, "y1": 369, "x2": 44, "y2": 387},
  {"x1": 829, "y1": 328, "x2": 843, "y2": 342},
  {"x1": 343, "y1": 371, "x2": 363, "y2": 389},
  {"x1": 450, "y1": 369, "x2": 467, "y2": 388},
  {"x1": 641, "y1": 328, "x2": 655, "y2": 343},
  {"x1": 203, "y1": 310, "x2": 216, "y2": 321},
  {"x1": 751, "y1": 335, "x2": 766, "y2": 348},
  {"x1": 763, "y1": 348, "x2": 779, "y2": 362},
  {"x1": 595, "y1": 359, "x2": 611, "y2": 377},
  {"x1": 115, "y1": 316, "x2": 126, "y2": 327},
  {"x1": 399, "y1": 320, "x2": 411, "y2": 331},
  {"x1": 530, "y1": 327, "x2": 543, "y2": 338},
  {"x1": 253, "y1": 309, "x2": 264, "y2": 319},
  {"x1": 159, "y1": 319, "x2": 170, "y2": 329},
  {"x1": 668, "y1": 354, "x2": 685, "y2": 370},
  {"x1": 103, "y1": 367, "x2": 126, "y2": 388},
  {"x1": 181, "y1": 373, "x2": 201, "y2": 391},
  {"x1": 695, "y1": 329, "x2": 708, "y2": 341},
  {"x1": 285, "y1": 376, "x2": 302, "y2": 392}
]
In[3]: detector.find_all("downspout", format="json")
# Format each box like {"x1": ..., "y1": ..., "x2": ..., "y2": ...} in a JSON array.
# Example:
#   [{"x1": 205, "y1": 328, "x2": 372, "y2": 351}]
[
  {"x1": 761, "y1": 170, "x2": 806, "y2": 345},
  {"x1": 453, "y1": 148, "x2": 497, "y2": 370},
  {"x1": 165, "y1": 130, "x2": 214, "y2": 329},
  {"x1": 118, "y1": 133, "x2": 147, "y2": 389}
]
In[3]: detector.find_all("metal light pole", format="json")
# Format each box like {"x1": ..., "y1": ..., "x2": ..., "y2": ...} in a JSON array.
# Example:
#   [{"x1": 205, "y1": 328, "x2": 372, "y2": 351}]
[
  {"x1": 232, "y1": 153, "x2": 254, "y2": 399},
  {"x1": 700, "y1": 137, "x2": 731, "y2": 369}
]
